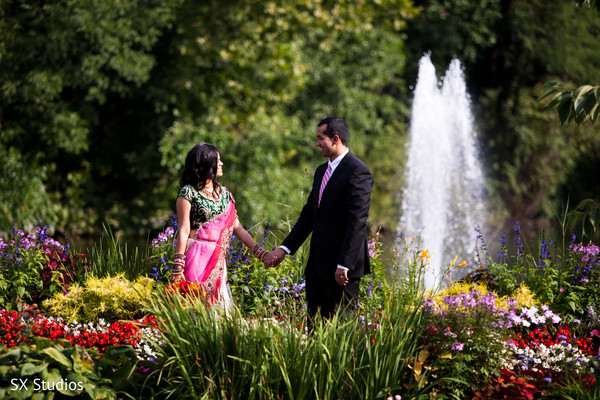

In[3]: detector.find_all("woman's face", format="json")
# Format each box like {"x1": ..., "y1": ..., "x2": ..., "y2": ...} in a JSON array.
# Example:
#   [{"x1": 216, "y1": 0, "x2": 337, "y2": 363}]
[{"x1": 216, "y1": 154, "x2": 223, "y2": 178}]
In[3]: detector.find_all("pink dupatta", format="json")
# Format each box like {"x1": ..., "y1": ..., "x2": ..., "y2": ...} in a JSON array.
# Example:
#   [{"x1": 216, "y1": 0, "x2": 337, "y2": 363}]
[{"x1": 184, "y1": 198, "x2": 237, "y2": 306}]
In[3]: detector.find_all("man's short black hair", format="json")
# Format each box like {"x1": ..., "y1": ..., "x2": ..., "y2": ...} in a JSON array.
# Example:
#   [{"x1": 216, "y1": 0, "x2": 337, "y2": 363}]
[{"x1": 318, "y1": 117, "x2": 348, "y2": 145}]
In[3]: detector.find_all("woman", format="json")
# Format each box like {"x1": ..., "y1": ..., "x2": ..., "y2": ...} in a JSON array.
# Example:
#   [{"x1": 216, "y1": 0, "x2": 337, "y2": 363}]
[{"x1": 171, "y1": 143, "x2": 270, "y2": 311}]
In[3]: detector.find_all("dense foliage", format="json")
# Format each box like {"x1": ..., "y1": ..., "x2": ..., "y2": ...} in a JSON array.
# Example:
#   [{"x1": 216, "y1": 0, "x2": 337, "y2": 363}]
[
  {"x1": 0, "y1": 0, "x2": 183, "y2": 234},
  {"x1": 2, "y1": 0, "x2": 600, "y2": 240},
  {"x1": 0, "y1": 0, "x2": 417, "y2": 236}
]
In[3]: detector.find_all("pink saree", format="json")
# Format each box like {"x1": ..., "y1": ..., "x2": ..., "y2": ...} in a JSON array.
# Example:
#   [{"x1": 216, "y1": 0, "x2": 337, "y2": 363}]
[{"x1": 184, "y1": 198, "x2": 237, "y2": 310}]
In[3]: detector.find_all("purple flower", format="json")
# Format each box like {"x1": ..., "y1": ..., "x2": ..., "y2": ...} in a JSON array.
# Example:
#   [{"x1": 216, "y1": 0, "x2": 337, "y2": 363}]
[
  {"x1": 514, "y1": 222, "x2": 523, "y2": 259},
  {"x1": 366, "y1": 279, "x2": 373, "y2": 297},
  {"x1": 368, "y1": 240, "x2": 378, "y2": 259},
  {"x1": 498, "y1": 232, "x2": 508, "y2": 259},
  {"x1": 474, "y1": 226, "x2": 487, "y2": 256},
  {"x1": 538, "y1": 235, "x2": 551, "y2": 268},
  {"x1": 451, "y1": 341, "x2": 464, "y2": 351},
  {"x1": 170, "y1": 214, "x2": 179, "y2": 230}
]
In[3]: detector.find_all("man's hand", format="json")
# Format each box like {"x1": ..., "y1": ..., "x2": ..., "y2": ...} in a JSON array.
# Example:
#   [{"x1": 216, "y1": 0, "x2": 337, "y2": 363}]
[
  {"x1": 335, "y1": 267, "x2": 348, "y2": 286},
  {"x1": 264, "y1": 248, "x2": 286, "y2": 268}
]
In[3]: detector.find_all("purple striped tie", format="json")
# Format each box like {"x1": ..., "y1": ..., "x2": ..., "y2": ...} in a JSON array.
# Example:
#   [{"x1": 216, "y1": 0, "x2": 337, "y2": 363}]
[{"x1": 318, "y1": 164, "x2": 332, "y2": 207}]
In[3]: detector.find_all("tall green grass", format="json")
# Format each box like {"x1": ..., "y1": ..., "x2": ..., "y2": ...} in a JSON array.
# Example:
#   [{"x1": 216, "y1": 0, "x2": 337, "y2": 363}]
[
  {"x1": 83, "y1": 224, "x2": 149, "y2": 280},
  {"x1": 144, "y1": 288, "x2": 437, "y2": 400}
]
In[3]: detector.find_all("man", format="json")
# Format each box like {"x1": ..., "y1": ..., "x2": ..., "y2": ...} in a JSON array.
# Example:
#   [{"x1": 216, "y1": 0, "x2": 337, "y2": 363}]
[{"x1": 266, "y1": 117, "x2": 373, "y2": 323}]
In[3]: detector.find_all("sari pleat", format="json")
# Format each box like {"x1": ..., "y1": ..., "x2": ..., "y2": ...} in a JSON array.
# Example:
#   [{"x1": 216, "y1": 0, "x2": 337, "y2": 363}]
[{"x1": 183, "y1": 197, "x2": 237, "y2": 311}]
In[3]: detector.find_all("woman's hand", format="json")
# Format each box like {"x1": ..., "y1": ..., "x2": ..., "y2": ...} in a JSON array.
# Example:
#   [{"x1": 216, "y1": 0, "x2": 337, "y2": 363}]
[{"x1": 171, "y1": 271, "x2": 185, "y2": 282}]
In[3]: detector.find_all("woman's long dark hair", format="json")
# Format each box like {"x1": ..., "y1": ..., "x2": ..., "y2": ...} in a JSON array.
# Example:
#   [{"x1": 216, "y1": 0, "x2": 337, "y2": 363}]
[{"x1": 180, "y1": 143, "x2": 221, "y2": 196}]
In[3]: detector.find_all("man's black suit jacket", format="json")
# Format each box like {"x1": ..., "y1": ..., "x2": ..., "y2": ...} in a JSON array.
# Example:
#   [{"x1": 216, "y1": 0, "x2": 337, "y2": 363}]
[{"x1": 282, "y1": 152, "x2": 373, "y2": 281}]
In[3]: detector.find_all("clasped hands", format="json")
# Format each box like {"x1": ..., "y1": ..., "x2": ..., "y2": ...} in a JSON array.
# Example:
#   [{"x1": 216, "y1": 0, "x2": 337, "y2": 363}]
[
  {"x1": 262, "y1": 249, "x2": 348, "y2": 286},
  {"x1": 263, "y1": 248, "x2": 286, "y2": 268}
]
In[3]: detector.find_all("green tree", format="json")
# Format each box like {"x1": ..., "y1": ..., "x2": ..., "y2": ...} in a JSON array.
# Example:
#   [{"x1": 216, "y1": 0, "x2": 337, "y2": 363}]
[
  {"x1": 405, "y1": 0, "x2": 600, "y2": 234},
  {"x1": 537, "y1": 0, "x2": 600, "y2": 241},
  {"x1": 158, "y1": 0, "x2": 419, "y2": 233},
  {"x1": 0, "y1": 0, "x2": 182, "y2": 234},
  {"x1": 2, "y1": 0, "x2": 419, "y2": 237},
  {"x1": 539, "y1": 0, "x2": 600, "y2": 125}
]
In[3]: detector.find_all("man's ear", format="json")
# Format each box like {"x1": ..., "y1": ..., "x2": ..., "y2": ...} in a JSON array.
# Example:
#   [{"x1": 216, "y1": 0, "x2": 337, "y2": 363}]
[{"x1": 332, "y1": 134, "x2": 340, "y2": 145}]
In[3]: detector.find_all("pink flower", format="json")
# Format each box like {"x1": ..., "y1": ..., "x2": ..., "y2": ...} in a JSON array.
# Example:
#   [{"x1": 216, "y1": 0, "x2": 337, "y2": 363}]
[{"x1": 591, "y1": 329, "x2": 599, "y2": 337}]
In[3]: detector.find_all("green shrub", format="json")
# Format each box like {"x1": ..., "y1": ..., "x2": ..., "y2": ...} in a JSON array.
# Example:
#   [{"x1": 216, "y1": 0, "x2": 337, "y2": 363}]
[
  {"x1": 488, "y1": 221, "x2": 600, "y2": 320},
  {"x1": 42, "y1": 274, "x2": 155, "y2": 323},
  {"x1": 0, "y1": 227, "x2": 89, "y2": 310},
  {"x1": 0, "y1": 337, "x2": 139, "y2": 400}
]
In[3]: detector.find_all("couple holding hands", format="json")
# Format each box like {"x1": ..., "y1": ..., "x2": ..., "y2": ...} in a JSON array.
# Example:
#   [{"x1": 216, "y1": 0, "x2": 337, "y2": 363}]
[{"x1": 172, "y1": 117, "x2": 373, "y2": 324}]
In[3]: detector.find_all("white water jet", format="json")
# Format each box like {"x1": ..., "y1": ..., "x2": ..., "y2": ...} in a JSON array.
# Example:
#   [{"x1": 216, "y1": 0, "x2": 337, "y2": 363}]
[{"x1": 398, "y1": 53, "x2": 486, "y2": 291}]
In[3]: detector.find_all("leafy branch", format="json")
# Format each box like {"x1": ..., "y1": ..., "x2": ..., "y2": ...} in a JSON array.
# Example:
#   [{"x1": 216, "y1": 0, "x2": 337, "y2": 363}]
[{"x1": 539, "y1": 81, "x2": 600, "y2": 125}]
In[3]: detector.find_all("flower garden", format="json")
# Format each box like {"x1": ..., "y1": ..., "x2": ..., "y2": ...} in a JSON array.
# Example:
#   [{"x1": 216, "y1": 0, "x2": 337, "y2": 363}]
[{"x1": 1, "y1": 222, "x2": 600, "y2": 399}]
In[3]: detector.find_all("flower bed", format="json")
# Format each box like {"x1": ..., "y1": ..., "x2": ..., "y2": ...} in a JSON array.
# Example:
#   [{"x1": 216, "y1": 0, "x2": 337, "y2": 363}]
[
  {"x1": 0, "y1": 305, "x2": 160, "y2": 357},
  {"x1": 423, "y1": 285, "x2": 600, "y2": 397},
  {"x1": 2, "y1": 224, "x2": 600, "y2": 399}
]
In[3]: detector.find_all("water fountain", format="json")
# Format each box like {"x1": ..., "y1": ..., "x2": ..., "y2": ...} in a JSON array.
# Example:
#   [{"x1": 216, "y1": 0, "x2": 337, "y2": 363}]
[{"x1": 398, "y1": 53, "x2": 486, "y2": 291}]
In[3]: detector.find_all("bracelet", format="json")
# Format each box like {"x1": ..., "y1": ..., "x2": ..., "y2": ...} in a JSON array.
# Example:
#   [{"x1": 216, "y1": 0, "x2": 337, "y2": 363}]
[
  {"x1": 252, "y1": 244, "x2": 267, "y2": 262},
  {"x1": 170, "y1": 268, "x2": 183, "y2": 274},
  {"x1": 174, "y1": 253, "x2": 185, "y2": 260}
]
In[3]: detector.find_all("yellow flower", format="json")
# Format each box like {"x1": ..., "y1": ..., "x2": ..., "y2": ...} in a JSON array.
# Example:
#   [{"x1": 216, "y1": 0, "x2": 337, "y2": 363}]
[
  {"x1": 448, "y1": 256, "x2": 467, "y2": 268},
  {"x1": 418, "y1": 249, "x2": 430, "y2": 261}
]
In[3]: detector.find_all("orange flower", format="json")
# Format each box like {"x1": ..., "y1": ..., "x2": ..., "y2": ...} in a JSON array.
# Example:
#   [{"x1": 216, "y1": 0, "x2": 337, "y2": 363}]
[{"x1": 418, "y1": 249, "x2": 430, "y2": 261}]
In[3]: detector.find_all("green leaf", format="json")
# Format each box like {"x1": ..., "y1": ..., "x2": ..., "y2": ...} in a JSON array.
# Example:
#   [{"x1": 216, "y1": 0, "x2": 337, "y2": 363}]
[
  {"x1": 591, "y1": 102, "x2": 600, "y2": 121},
  {"x1": 574, "y1": 86, "x2": 596, "y2": 114},
  {"x1": 10, "y1": 384, "x2": 34, "y2": 400},
  {"x1": 62, "y1": 373, "x2": 86, "y2": 395},
  {"x1": 43, "y1": 347, "x2": 73, "y2": 369},
  {"x1": 22, "y1": 361, "x2": 48, "y2": 376},
  {"x1": 71, "y1": 347, "x2": 96, "y2": 375},
  {"x1": 42, "y1": 367, "x2": 64, "y2": 387},
  {"x1": 0, "y1": 347, "x2": 23, "y2": 363},
  {"x1": 575, "y1": 198, "x2": 597, "y2": 210},
  {"x1": 557, "y1": 99, "x2": 574, "y2": 124},
  {"x1": 589, "y1": 209, "x2": 598, "y2": 232}
]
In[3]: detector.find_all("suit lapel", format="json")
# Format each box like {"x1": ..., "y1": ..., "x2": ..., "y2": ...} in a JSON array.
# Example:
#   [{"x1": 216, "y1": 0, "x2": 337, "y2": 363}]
[
  {"x1": 314, "y1": 163, "x2": 328, "y2": 209},
  {"x1": 316, "y1": 152, "x2": 352, "y2": 210}
]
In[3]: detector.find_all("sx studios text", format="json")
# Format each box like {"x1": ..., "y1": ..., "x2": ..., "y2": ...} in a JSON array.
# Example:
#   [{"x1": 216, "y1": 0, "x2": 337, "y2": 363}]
[{"x1": 11, "y1": 378, "x2": 84, "y2": 392}]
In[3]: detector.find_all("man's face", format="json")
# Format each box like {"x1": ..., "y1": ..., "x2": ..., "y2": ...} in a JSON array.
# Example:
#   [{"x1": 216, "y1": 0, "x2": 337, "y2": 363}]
[{"x1": 316, "y1": 124, "x2": 336, "y2": 159}]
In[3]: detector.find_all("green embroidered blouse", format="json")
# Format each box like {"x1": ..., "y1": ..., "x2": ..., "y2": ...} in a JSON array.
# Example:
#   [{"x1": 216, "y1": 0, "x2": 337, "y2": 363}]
[{"x1": 178, "y1": 185, "x2": 232, "y2": 229}]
